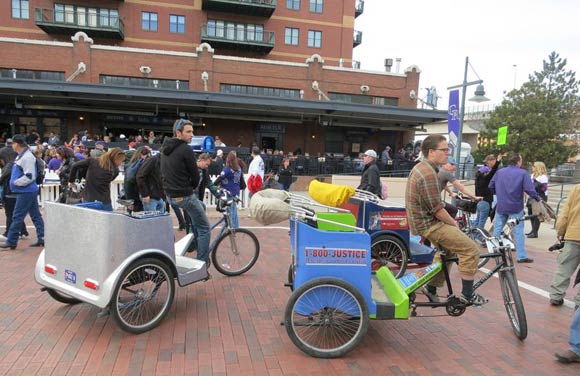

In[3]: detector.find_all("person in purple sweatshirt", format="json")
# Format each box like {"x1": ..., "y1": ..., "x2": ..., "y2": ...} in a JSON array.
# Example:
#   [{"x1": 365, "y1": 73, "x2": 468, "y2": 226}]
[{"x1": 489, "y1": 152, "x2": 540, "y2": 263}]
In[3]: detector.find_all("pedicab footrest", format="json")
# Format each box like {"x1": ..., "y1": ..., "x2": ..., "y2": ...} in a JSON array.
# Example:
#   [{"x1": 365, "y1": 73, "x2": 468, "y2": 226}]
[
  {"x1": 175, "y1": 256, "x2": 209, "y2": 286},
  {"x1": 374, "y1": 267, "x2": 410, "y2": 319},
  {"x1": 371, "y1": 275, "x2": 396, "y2": 319}
]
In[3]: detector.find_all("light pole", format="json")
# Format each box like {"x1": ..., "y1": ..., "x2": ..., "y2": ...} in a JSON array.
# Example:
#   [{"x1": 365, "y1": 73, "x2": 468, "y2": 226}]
[{"x1": 447, "y1": 56, "x2": 489, "y2": 178}]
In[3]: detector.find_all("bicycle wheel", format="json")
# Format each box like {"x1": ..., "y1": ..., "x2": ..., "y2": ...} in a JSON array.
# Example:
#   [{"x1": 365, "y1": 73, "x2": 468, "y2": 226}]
[
  {"x1": 467, "y1": 228, "x2": 491, "y2": 268},
  {"x1": 211, "y1": 228, "x2": 260, "y2": 276},
  {"x1": 499, "y1": 270, "x2": 527, "y2": 340},
  {"x1": 284, "y1": 277, "x2": 369, "y2": 358},
  {"x1": 46, "y1": 288, "x2": 82, "y2": 305},
  {"x1": 371, "y1": 234, "x2": 408, "y2": 278},
  {"x1": 111, "y1": 258, "x2": 175, "y2": 334}
]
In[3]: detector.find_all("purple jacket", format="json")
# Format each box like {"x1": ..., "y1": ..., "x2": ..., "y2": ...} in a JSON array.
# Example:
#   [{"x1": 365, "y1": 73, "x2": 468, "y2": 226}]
[{"x1": 489, "y1": 165, "x2": 539, "y2": 215}]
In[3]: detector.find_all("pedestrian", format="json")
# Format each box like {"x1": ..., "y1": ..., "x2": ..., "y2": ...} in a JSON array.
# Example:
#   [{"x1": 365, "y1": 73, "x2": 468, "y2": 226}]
[
  {"x1": 526, "y1": 161, "x2": 549, "y2": 238},
  {"x1": 136, "y1": 151, "x2": 165, "y2": 213},
  {"x1": 90, "y1": 140, "x2": 106, "y2": 158},
  {"x1": 55, "y1": 146, "x2": 75, "y2": 203},
  {"x1": 208, "y1": 149, "x2": 224, "y2": 176},
  {"x1": 214, "y1": 151, "x2": 244, "y2": 228},
  {"x1": 68, "y1": 148, "x2": 126, "y2": 211},
  {"x1": 0, "y1": 147, "x2": 29, "y2": 242},
  {"x1": 278, "y1": 158, "x2": 293, "y2": 191},
  {"x1": 160, "y1": 119, "x2": 211, "y2": 263},
  {"x1": 0, "y1": 135, "x2": 44, "y2": 250},
  {"x1": 405, "y1": 134, "x2": 485, "y2": 305},
  {"x1": 357, "y1": 149, "x2": 381, "y2": 196},
  {"x1": 549, "y1": 183, "x2": 580, "y2": 308},
  {"x1": 474, "y1": 154, "x2": 501, "y2": 233},
  {"x1": 247, "y1": 146, "x2": 264, "y2": 197},
  {"x1": 489, "y1": 152, "x2": 540, "y2": 263}
]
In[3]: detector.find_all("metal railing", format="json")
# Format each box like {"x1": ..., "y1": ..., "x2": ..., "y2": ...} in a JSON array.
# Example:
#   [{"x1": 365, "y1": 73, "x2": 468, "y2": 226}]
[
  {"x1": 355, "y1": 0, "x2": 365, "y2": 16},
  {"x1": 215, "y1": 0, "x2": 276, "y2": 5},
  {"x1": 35, "y1": 7, "x2": 124, "y2": 34},
  {"x1": 353, "y1": 30, "x2": 363, "y2": 46},
  {"x1": 201, "y1": 24, "x2": 275, "y2": 46}
]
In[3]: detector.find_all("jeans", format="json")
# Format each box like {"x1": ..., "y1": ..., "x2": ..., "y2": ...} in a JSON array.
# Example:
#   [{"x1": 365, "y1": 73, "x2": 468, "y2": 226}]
[
  {"x1": 3, "y1": 196, "x2": 28, "y2": 237},
  {"x1": 493, "y1": 210, "x2": 527, "y2": 260},
  {"x1": 549, "y1": 241, "x2": 580, "y2": 306},
  {"x1": 7, "y1": 192, "x2": 44, "y2": 246},
  {"x1": 228, "y1": 198, "x2": 239, "y2": 229},
  {"x1": 168, "y1": 194, "x2": 210, "y2": 262},
  {"x1": 570, "y1": 306, "x2": 580, "y2": 355},
  {"x1": 474, "y1": 200, "x2": 490, "y2": 230},
  {"x1": 143, "y1": 198, "x2": 165, "y2": 213}
]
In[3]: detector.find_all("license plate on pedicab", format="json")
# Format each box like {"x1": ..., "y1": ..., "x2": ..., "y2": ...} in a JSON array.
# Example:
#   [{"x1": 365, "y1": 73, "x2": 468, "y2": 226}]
[{"x1": 65, "y1": 269, "x2": 77, "y2": 284}]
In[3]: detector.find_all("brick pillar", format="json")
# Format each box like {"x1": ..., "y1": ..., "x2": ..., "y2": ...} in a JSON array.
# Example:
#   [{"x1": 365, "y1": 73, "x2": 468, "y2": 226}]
[{"x1": 70, "y1": 31, "x2": 93, "y2": 83}]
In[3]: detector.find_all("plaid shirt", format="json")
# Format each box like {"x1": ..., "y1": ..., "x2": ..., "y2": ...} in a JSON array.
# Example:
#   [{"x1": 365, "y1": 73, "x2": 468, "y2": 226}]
[{"x1": 405, "y1": 159, "x2": 445, "y2": 235}]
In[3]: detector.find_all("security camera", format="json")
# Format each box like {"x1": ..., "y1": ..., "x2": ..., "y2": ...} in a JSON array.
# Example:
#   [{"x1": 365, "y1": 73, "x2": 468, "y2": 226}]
[
  {"x1": 139, "y1": 66, "x2": 152, "y2": 74},
  {"x1": 360, "y1": 85, "x2": 370, "y2": 93}
]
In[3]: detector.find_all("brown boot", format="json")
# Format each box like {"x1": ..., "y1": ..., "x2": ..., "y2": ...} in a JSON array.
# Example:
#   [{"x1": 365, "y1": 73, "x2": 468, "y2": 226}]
[{"x1": 555, "y1": 350, "x2": 580, "y2": 363}]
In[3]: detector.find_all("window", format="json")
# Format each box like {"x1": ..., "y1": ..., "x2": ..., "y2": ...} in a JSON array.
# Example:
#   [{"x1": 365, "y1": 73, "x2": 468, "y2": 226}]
[
  {"x1": 286, "y1": 0, "x2": 300, "y2": 10},
  {"x1": 12, "y1": 0, "x2": 29, "y2": 19},
  {"x1": 220, "y1": 84, "x2": 300, "y2": 99},
  {"x1": 1, "y1": 68, "x2": 65, "y2": 81},
  {"x1": 307, "y1": 30, "x2": 321, "y2": 48},
  {"x1": 170, "y1": 15, "x2": 185, "y2": 34},
  {"x1": 206, "y1": 20, "x2": 264, "y2": 42},
  {"x1": 54, "y1": 4, "x2": 117, "y2": 28},
  {"x1": 100, "y1": 75, "x2": 189, "y2": 91},
  {"x1": 309, "y1": 0, "x2": 323, "y2": 13},
  {"x1": 142, "y1": 12, "x2": 158, "y2": 31},
  {"x1": 329, "y1": 92, "x2": 399, "y2": 106},
  {"x1": 284, "y1": 27, "x2": 299, "y2": 45}
]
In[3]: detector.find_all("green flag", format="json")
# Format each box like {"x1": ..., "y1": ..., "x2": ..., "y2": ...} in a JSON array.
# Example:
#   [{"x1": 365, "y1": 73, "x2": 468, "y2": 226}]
[{"x1": 497, "y1": 126, "x2": 508, "y2": 145}]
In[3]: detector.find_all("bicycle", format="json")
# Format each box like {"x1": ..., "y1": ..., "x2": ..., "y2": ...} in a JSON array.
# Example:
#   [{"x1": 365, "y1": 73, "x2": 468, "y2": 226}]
[
  {"x1": 454, "y1": 194, "x2": 492, "y2": 268},
  {"x1": 181, "y1": 189, "x2": 260, "y2": 276},
  {"x1": 407, "y1": 215, "x2": 535, "y2": 340}
]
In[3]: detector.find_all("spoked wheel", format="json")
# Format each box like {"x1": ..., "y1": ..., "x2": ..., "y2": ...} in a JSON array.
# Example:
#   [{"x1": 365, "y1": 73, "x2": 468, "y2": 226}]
[
  {"x1": 371, "y1": 234, "x2": 408, "y2": 278},
  {"x1": 499, "y1": 270, "x2": 527, "y2": 340},
  {"x1": 467, "y1": 228, "x2": 491, "y2": 268},
  {"x1": 284, "y1": 277, "x2": 369, "y2": 358},
  {"x1": 45, "y1": 288, "x2": 82, "y2": 305},
  {"x1": 211, "y1": 228, "x2": 260, "y2": 276},
  {"x1": 111, "y1": 258, "x2": 175, "y2": 334}
]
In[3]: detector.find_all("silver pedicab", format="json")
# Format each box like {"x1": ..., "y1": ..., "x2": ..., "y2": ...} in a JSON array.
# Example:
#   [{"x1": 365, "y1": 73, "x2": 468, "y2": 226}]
[{"x1": 35, "y1": 201, "x2": 209, "y2": 334}]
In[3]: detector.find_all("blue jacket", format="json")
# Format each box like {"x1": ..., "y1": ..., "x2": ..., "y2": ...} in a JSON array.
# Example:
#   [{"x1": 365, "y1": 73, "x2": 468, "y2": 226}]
[{"x1": 10, "y1": 148, "x2": 38, "y2": 193}]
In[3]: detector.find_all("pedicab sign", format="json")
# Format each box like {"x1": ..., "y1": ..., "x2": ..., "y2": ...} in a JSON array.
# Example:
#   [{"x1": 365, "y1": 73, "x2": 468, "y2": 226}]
[{"x1": 304, "y1": 247, "x2": 367, "y2": 266}]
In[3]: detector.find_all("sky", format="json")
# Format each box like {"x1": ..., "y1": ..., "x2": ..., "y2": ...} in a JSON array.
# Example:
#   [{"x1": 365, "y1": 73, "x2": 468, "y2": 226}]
[{"x1": 353, "y1": 0, "x2": 580, "y2": 111}]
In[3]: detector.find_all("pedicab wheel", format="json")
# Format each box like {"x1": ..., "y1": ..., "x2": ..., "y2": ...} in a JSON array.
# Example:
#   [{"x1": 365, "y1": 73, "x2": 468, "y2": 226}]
[
  {"x1": 211, "y1": 228, "x2": 260, "y2": 276},
  {"x1": 45, "y1": 288, "x2": 82, "y2": 305},
  {"x1": 284, "y1": 277, "x2": 369, "y2": 358},
  {"x1": 467, "y1": 228, "x2": 491, "y2": 268},
  {"x1": 371, "y1": 234, "x2": 408, "y2": 278},
  {"x1": 111, "y1": 258, "x2": 175, "y2": 334},
  {"x1": 499, "y1": 270, "x2": 527, "y2": 340}
]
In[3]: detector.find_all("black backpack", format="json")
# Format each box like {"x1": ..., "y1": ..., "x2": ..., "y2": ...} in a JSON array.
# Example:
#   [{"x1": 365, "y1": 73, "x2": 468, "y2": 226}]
[
  {"x1": 125, "y1": 159, "x2": 144, "y2": 185},
  {"x1": 36, "y1": 157, "x2": 46, "y2": 185}
]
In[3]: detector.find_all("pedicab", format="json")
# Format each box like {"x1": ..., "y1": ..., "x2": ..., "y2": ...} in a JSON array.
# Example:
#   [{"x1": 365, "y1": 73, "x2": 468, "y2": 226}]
[
  {"x1": 250, "y1": 182, "x2": 528, "y2": 358},
  {"x1": 34, "y1": 195, "x2": 228, "y2": 334}
]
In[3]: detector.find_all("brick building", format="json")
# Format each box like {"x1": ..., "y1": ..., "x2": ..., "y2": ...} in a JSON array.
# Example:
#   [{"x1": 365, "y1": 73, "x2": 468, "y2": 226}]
[{"x1": 0, "y1": 0, "x2": 445, "y2": 155}]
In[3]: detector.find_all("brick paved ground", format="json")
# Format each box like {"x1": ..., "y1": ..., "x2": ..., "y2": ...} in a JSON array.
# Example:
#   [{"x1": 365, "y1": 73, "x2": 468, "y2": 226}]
[{"x1": 0, "y1": 209, "x2": 578, "y2": 375}]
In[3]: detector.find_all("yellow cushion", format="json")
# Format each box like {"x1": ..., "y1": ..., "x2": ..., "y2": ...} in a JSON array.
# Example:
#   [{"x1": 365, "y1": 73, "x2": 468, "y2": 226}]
[{"x1": 308, "y1": 180, "x2": 355, "y2": 207}]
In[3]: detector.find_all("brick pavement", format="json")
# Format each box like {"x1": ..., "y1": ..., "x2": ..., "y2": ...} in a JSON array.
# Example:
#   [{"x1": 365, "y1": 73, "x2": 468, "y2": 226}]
[{"x1": 0, "y1": 210, "x2": 578, "y2": 375}]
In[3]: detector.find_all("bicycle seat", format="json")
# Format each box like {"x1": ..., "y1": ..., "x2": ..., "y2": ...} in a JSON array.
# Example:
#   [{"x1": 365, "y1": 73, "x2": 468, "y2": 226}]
[{"x1": 116, "y1": 198, "x2": 134, "y2": 207}]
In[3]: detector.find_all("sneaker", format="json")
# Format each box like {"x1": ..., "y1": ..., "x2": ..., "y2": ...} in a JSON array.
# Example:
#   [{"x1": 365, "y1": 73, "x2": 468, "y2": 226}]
[
  {"x1": 0, "y1": 234, "x2": 6, "y2": 241},
  {"x1": 555, "y1": 350, "x2": 580, "y2": 363},
  {"x1": 517, "y1": 258, "x2": 534, "y2": 263},
  {"x1": 20, "y1": 234, "x2": 29, "y2": 240},
  {"x1": 421, "y1": 286, "x2": 439, "y2": 303},
  {"x1": 459, "y1": 292, "x2": 489, "y2": 306},
  {"x1": 550, "y1": 298, "x2": 564, "y2": 306}
]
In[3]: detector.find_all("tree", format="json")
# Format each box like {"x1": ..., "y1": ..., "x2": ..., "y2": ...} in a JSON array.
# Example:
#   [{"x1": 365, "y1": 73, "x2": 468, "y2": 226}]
[{"x1": 479, "y1": 52, "x2": 578, "y2": 168}]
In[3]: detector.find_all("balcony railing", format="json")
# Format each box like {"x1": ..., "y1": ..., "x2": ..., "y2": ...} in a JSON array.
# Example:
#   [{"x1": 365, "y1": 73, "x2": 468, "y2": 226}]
[
  {"x1": 202, "y1": 0, "x2": 276, "y2": 17},
  {"x1": 34, "y1": 7, "x2": 124, "y2": 40},
  {"x1": 353, "y1": 30, "x2": 362, "y2": 47},
  {"x1": 200, "y1": 24, "x2": 275, "y2": 53},
  {"x1": 355, "y1": 0, "x2": 364, "y2": 17}
]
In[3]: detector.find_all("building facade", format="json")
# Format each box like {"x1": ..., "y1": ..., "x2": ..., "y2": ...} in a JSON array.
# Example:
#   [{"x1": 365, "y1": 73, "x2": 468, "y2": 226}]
[{"x1": 0, "y1": 0, "x2": 445, "y2": 156}]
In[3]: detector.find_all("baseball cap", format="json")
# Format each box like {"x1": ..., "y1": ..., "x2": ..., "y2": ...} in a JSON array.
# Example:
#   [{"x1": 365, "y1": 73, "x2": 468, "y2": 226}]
[
  {"x1": 363, "y1": 149, "x2": 377, "y2": 159},
  {"x1": 12, "y1": 134, "x2": 27, "y2": 146},
  {"x1": 95, "y1": 140, "x2": 105, "y2": 147},
  {"x1": 447, "y1": 156, "x2": 457, "y2": 165},
  {"x1": 216, "y1": 149, "x2": 223, "y2": 156},
  {"x1": 128, "y1": 141, "x2": 136, "y2": 148}
]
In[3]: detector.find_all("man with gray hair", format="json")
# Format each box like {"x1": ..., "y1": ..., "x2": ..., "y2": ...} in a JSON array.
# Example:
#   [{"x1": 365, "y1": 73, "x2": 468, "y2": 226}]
[{"x1": 357, "y1": 149, "x2": 381, "y2": 196}]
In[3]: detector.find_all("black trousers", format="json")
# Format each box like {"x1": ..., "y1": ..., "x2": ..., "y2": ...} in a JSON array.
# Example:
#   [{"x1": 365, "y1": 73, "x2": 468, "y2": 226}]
[{"x1": 3, "y1": 196, "x2": 28, "y2": 237}]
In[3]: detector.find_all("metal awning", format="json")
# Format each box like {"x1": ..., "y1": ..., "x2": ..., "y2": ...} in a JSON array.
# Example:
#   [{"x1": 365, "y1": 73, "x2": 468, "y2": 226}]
[{"x1": 0, "y1": 79, "x2": 447, "y2": 129}]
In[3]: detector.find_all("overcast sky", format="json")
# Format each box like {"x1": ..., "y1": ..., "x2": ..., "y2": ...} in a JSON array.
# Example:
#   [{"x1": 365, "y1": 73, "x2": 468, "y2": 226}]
[{"x1": 353, "y1": 0, "x2": 580, "y2": 111}]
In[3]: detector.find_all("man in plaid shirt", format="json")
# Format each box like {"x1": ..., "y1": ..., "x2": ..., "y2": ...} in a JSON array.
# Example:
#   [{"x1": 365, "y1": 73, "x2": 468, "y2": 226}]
[{"x1": 405, "y1": 134, "x2": 485, "y2": 305}]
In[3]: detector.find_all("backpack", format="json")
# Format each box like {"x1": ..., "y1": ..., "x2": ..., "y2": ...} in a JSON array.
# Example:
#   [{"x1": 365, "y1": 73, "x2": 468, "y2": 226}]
[
  {"x1": 125, "y1": 159, "x2": 144, "y2": 185},
  {"x1": 36, "y1": 157, "x2": 46, "y2": 185}
]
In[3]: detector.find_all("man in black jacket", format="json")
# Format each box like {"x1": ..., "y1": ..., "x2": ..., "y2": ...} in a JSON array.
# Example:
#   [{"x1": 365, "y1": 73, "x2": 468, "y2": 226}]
[
  {"x1": 136, "y1": 153, "x2": 165, "y2": 212},
  {"x1": 357, "y1": 149, "x2": 381, "y2": 196},
  {"x1": 160, "y1": 119, "x2": 211, "y2": 263}
]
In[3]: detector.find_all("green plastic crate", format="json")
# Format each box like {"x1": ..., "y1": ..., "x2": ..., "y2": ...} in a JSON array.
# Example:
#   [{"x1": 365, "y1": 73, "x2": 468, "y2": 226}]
[{"x1": 316, "y1": 212, "x2": 356, "y2": 232}]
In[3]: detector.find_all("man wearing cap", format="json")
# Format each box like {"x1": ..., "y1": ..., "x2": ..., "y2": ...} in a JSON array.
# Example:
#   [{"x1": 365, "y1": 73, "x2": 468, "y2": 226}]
[
  {"x1": 438, "y1": 156, "x2": 482, "y2": 218},
  {"x1": 90, "y1": 140, "x2": 106, "y2": 158},
  {"x1": 489, "y1": 152, "x2": 540, "y2": 263},
  {"x1": 357, "y1": 149, "x2": 381, "y2": 196},
  {"x1": 0, "y1": 135, "x2": 44, "y2": 250},
  {"x1": 406, "y1": 134, "x2": 486, "y2": 306},
  {"x1": 160, "y1": 119, "x2": 211, "y2": 263}
]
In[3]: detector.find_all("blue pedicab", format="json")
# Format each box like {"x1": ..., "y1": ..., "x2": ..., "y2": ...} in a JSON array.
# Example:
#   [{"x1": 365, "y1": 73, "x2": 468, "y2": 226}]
[{"x1": 34, "y1": 192, "x2": 256, "y2": 334}]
